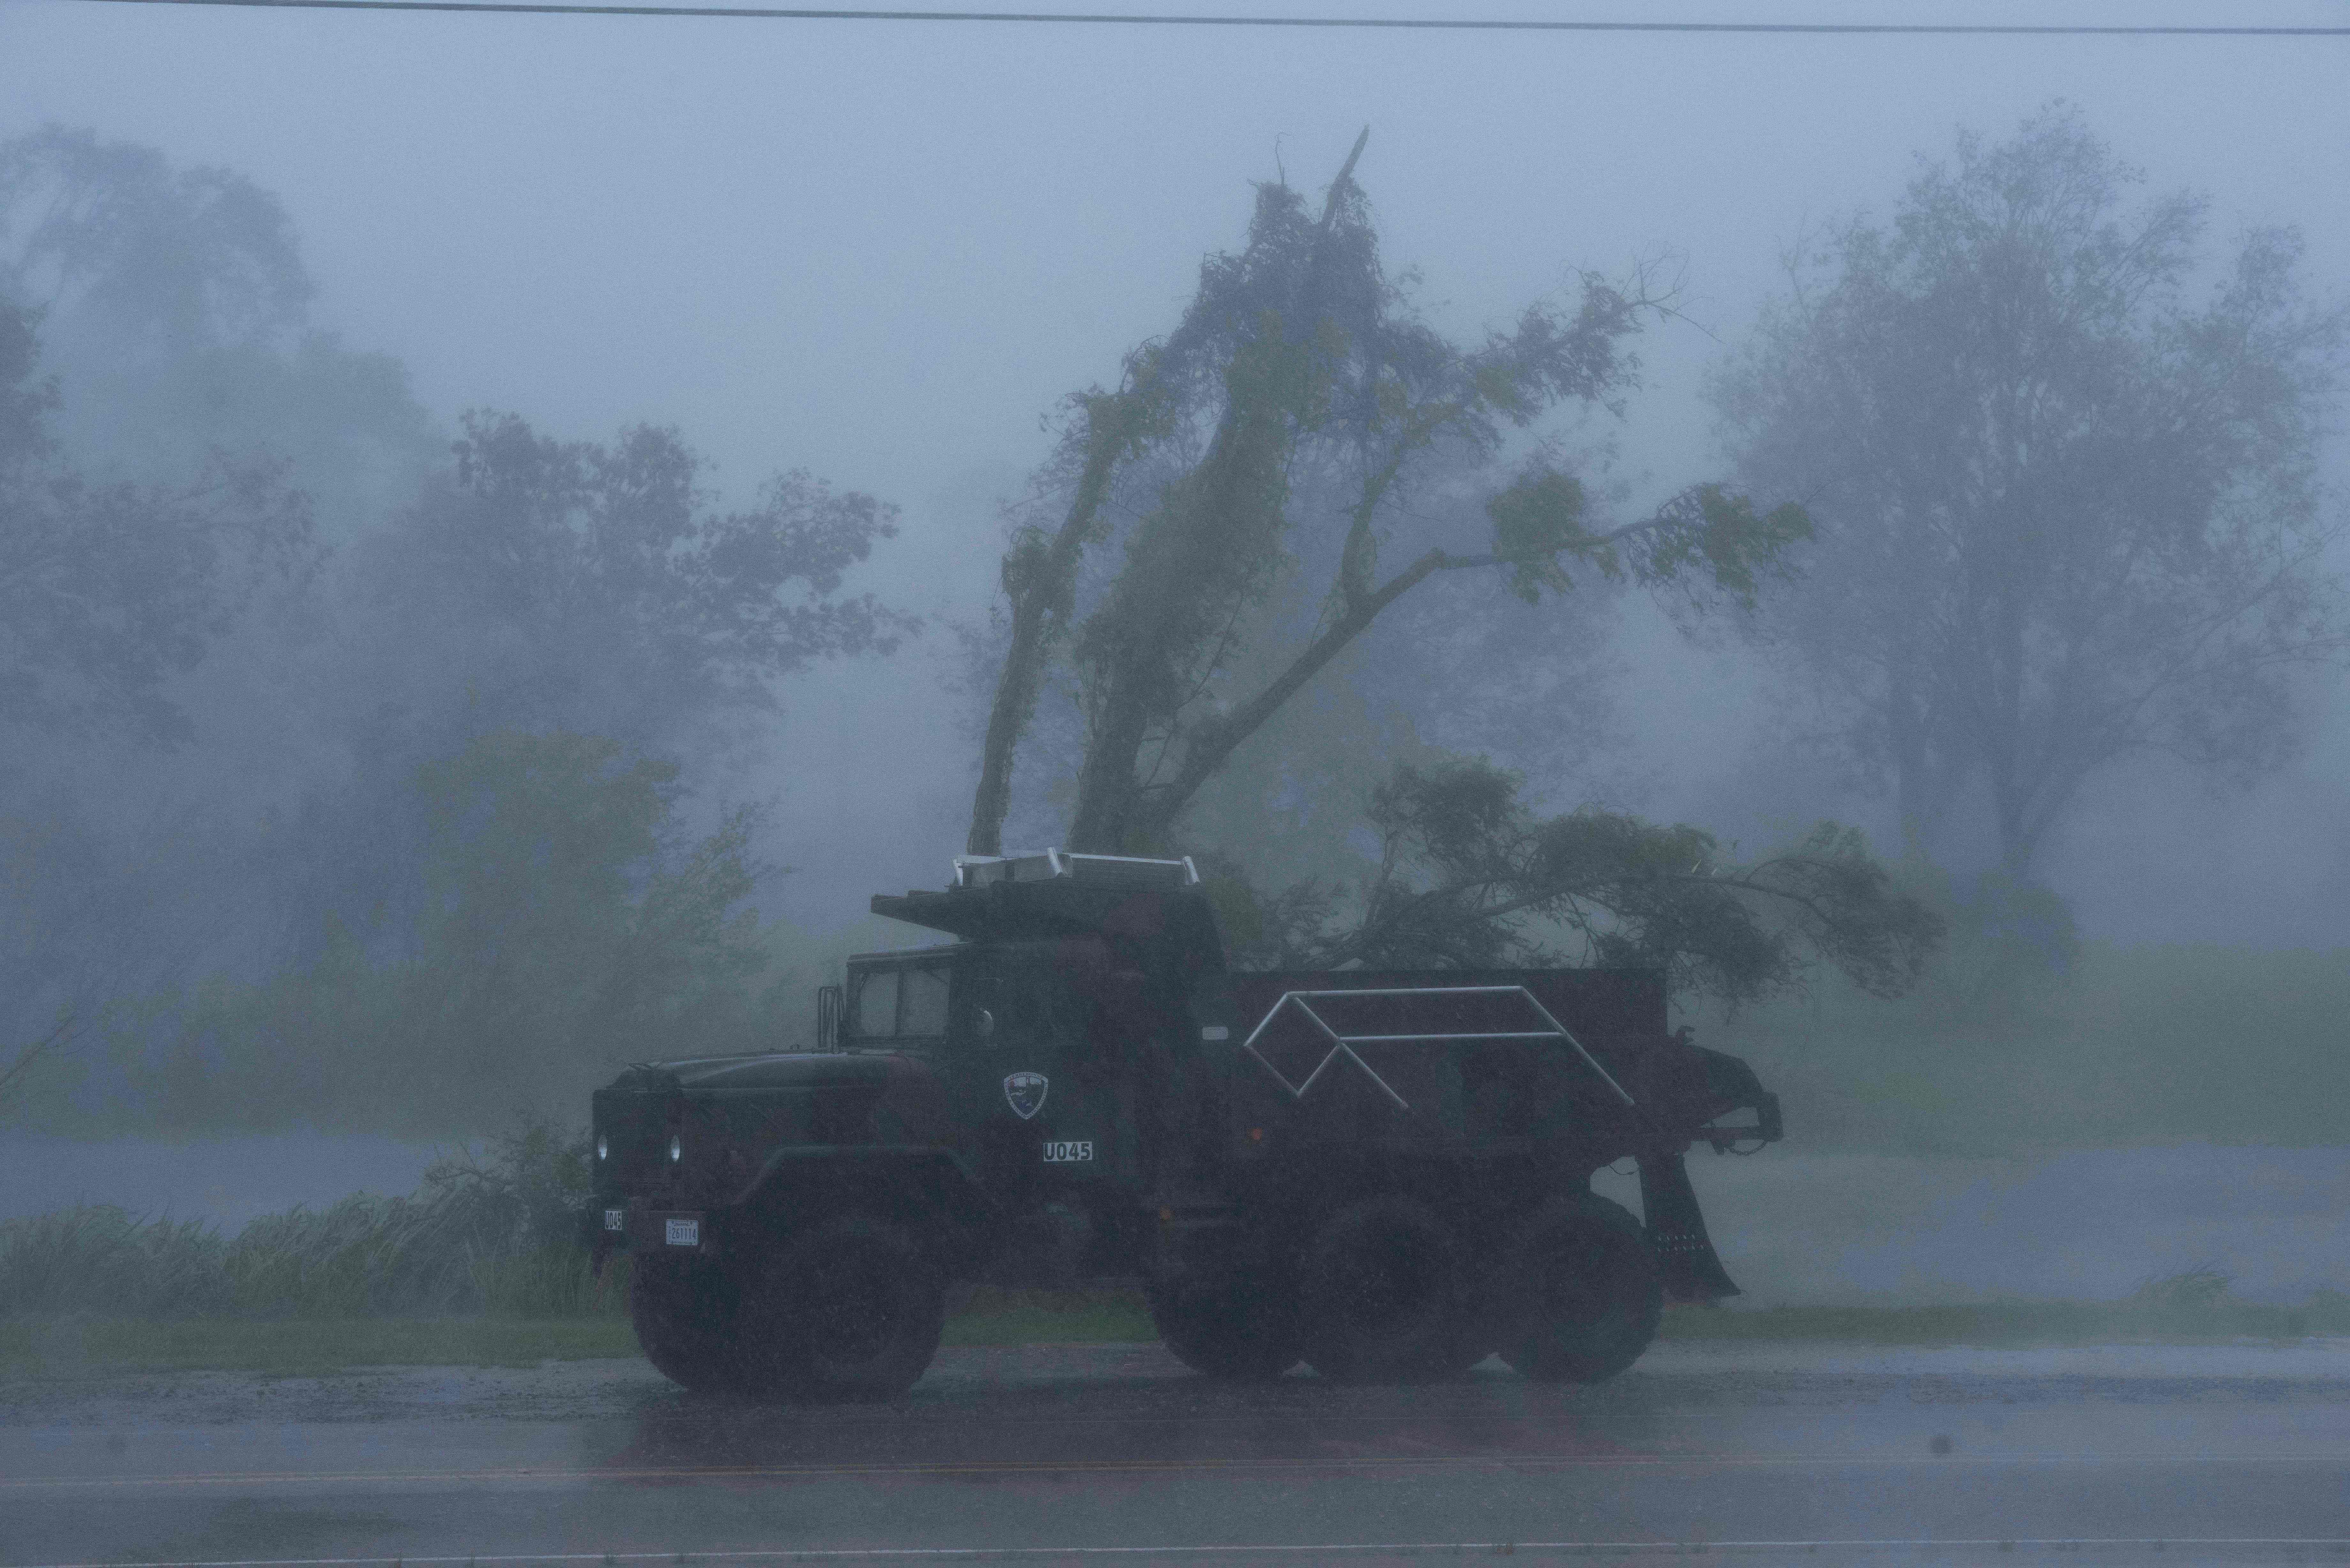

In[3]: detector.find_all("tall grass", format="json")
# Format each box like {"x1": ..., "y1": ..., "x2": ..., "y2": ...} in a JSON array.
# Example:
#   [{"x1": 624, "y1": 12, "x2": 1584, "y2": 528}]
[{"x1": 0, "y1": 1122, "x2": 626, "y2": 1320}]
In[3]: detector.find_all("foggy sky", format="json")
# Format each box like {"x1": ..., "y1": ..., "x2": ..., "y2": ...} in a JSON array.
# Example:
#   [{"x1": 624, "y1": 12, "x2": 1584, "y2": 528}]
[{"x1": 4, "y1": 0, "x2": 2345, "y2": 946}]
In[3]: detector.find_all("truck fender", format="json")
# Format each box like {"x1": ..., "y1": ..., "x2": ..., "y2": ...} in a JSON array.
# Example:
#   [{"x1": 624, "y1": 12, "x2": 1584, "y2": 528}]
[
  {"x1": 1689, "y1": 1043, "x2": 1784, "y2": 1147},
  {"x1": 739, "y1": 1144, "x2": 1001, "y2": 1263}
]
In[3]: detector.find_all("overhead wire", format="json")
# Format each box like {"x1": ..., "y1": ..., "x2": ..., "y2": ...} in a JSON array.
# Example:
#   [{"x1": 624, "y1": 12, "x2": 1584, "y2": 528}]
[{"x1": 58, "y1": 1, "x2": 2350, "y2": 32}]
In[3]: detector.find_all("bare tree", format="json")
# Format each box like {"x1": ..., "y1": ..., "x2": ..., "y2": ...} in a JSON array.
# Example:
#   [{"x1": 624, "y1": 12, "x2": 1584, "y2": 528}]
[{"x1": 1715, "y1": 107, "x2": 2346, "y2": 878}]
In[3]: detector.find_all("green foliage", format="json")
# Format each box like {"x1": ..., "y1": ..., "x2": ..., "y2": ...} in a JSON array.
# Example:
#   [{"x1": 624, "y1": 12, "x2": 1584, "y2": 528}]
[
  {"x1": 1485, "y1": 469, "x2": 1590, "y2": 603},
  {"x1": 1486, "y1": 472, "x2": 1813, "y2": 610},
  {"x1": 1241, "y1": 755, "x2": 1941, "y2": 1007},
  {"x1": 145, "y1": 730, "x2": 779, "y2": 1135},
  {"x1": 1631, "y1": 484, "x2": 1813, "y2": 607}
]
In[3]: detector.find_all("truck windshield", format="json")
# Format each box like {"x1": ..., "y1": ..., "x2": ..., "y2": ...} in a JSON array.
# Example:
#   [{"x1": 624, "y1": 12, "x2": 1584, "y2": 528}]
[
  {"x1": 851, "y1": 969, "x2": 898, "y2": 1038},
  {"x1": 900, "y1": 964, "x2": 950, "y2": 1037},
  {"x1": 850, "y1": 961, "x2": 951, "y2": 1040}
]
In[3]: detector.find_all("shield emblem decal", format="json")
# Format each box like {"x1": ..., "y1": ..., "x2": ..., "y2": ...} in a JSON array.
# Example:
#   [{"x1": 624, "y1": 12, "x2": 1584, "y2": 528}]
[{"x1": 1003, "y1": 1071, "x2": 1049, "y2": 1120}]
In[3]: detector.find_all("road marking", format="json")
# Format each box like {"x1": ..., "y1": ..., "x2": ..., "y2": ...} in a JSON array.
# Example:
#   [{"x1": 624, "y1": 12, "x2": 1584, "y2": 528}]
[
  {"x1": 4, "y1": 1450, "x2": 2345, "y2": 1490},
  {"x1": 21, "y1": 1538, "x2": 2350, "y2": 1567}
]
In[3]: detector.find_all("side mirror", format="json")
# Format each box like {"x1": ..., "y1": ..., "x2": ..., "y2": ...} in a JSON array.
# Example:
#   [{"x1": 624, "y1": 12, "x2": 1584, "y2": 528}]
[{"x1": 974, "y1": 1007, "x2": 995, "y2": 1039}]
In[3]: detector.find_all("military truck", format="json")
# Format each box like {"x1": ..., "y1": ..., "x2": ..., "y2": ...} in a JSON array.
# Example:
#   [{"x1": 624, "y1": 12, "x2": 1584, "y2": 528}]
[{"x1": 587, "y1": 850, "x2": 1780, "y2": 1399}]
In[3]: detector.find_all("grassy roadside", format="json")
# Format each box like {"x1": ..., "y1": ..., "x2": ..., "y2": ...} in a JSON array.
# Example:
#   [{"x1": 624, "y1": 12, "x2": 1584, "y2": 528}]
[
  {"x1": 0, "y1": 1315, "x2": 639, "y2": 1376},
  {"x1": 9, "y1": 1285, "x2": 2346, "y2": 1380},
  {"x1": 0, "y1": 1289, "x2": 1159, "y2": 1379},
  {"x1": 1656, "y1": 1295, "x2": 2350, "y2": 1347}
]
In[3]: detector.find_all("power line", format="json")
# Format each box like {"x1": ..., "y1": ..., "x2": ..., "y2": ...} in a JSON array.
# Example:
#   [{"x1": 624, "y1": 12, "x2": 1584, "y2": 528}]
[{"x1": 61, "y1": 1, "x2": 2350, "y2": 33}]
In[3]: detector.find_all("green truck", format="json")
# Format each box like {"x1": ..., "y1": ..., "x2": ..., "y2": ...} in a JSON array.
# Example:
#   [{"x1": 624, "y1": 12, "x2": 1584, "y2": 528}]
[{"x1": 588, "y1": 850, "x2": 1780, "y2": 1399}]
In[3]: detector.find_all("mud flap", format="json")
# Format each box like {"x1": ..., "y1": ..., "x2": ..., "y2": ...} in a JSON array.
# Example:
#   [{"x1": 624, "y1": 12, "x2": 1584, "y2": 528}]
[{"x1": 1636, "y1": 1151, "x2": 1741, "y2": 1301}]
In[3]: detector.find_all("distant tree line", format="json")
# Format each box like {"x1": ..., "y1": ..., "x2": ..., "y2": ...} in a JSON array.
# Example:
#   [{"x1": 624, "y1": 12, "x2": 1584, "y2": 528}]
[
  {"x1": 0, "y1": 127, "x2": 910, "y2": 1130},
  {"x1": 3, "y1": 106, "x2": 2341, "y2": 1132}
]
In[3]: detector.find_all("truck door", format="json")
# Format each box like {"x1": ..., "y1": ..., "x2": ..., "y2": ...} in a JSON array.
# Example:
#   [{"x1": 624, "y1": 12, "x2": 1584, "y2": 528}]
[{"x1": 962, "y1": 946, "x2": 1139, "y2": 1208}]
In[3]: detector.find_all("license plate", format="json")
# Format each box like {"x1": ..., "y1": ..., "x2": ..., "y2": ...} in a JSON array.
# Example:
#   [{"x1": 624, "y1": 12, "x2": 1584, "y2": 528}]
[
  {"x1": 665, "y1": 1217, "x2": 700, "y2": 1246},
  {"x1": 604, "y1": 1208, "x2": 625, "y2": 1232},
  {"x1": 1043, "y1": 1141, "x2": 1094, "y2": 1163}
]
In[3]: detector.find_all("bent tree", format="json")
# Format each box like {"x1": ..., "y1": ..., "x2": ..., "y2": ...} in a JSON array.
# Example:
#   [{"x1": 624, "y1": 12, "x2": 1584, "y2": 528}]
[
  {"x1": 970, "y1": 133, "x2": 1807, "y2": 859},
  {"x1": 967, "y1": 136, "x2": 1936, "y2": 1003}
]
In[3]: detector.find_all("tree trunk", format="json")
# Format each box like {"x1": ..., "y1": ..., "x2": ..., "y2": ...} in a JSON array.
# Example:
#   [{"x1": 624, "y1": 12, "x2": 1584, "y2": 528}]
[
  {"x1": 965, "y1": 589, "x2": 1054, "y2": 857},
  {"x1": 1058, "y1": 136, "x2": 1372, "y2": 852},
  {"x1": 964, "y1": 390, "x2": 1145, "y2": 857},
  {"x1": 1063, "y1": 396, "x2": 1292, "y2": 851}
]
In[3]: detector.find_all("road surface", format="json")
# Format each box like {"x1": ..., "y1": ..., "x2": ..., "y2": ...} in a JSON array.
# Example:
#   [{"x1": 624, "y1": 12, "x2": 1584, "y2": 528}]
[{"x1": 4, "y1": 1341, "x2": 2348, "y2": 1565}]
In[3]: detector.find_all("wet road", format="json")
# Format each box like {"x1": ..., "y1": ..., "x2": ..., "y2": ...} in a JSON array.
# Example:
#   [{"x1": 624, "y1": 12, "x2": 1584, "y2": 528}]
[{"x1": 4, "y1": 1342, "x2": 2348, "y2": 1566}]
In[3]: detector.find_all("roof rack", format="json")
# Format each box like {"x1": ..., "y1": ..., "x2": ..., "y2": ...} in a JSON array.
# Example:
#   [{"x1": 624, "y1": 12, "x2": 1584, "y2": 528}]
[{"x1": 951, "y1": 848, "x2": 1200, "y2": 891}]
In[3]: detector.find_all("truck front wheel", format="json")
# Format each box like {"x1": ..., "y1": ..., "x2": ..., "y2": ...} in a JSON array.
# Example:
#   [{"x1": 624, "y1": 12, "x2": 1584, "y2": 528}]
[
  {"x1": 628, "y1": 1258, "x2": 741, "y2": 1394},
  {"x1": 1499, "y1": 1193, "x2": 1663, "y2": 1384},
  {"x1": 736, "y1": 1215, "x2": 947, "y2": 1402},
  {"x1": 1147, "y1": 1274, "x2": 1302, "y2": 1381}
]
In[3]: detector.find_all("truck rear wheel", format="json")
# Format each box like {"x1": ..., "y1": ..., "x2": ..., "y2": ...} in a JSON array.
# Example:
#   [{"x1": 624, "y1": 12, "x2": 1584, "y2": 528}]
[
  {"x1": 1147, "y1": 1274, "x2": 1301, "y2": 1381},
  {"x1": 735, "y1": 1215, "x2": 947, "y2": 1402},
  {"x1": 1499, "y1": 1193, "x2": 1662, "y2": 1384},
  {"x1": 1297, "y1": 1196, "x2": 1465, "y2": 1384},
  {"x1": 628, "y1": 1258, "x2": 741, "y2": 1394}
]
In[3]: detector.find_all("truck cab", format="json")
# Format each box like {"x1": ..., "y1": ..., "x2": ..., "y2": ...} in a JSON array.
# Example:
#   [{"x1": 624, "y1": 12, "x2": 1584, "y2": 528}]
[{"x1": 836, "y1": 932, "x2": 1148, "y2": 1276}]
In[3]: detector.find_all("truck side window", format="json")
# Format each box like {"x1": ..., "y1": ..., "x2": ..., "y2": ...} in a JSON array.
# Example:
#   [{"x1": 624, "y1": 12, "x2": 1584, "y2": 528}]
[
  {"x1": 852, "y1": 969, "x2": 899, "y2": 1038},
  {"x1": 900, "y1": 964, "x2": 951, "y2": 1038}
]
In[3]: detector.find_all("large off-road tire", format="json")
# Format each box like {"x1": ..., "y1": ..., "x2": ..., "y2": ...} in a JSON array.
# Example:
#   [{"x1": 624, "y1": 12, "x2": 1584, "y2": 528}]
[
  {"x1": 1297, "y1": 1195, "x2": 1466, "y2": 1384},
  {"x1": 734, "y1": 1215, "x2": 947, "y2": 1402},
  {"x1": 1498, "y1": 1193, "x2": 1663, "y2": 1385},
  {"x1": 1426, "y1": 1306, "x2": 1505, "y2": 1379},
  {"x1": 1147, "y1": 1273, "x2": 1302, "y2": 1381},
  {"x1": 628, "y1": 1257, "x2": 741, "y2": 1394}
]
